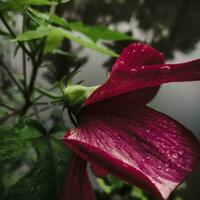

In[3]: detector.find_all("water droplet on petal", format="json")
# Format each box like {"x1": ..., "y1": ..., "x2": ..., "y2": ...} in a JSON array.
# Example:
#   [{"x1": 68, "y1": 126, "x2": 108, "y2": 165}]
[
  {"x1": 177, "y1": 163, "x2": 182, "y2": 167},
  {"x1": 172, "y1": 134, "x2": 176, "y2": 138},
  {"x1": 165, "y1": 168, "x2": 170, "y2": 172},
  {"x1": 158, "y1": 165, "x2": 162, "y2": 169},
  {"x1": 146, "y1": 156, "x2": 150, "y2": 160},
  {"x1": 172, "y1": 153, "x2": 179, "y2": 159},
  {"x1": 164, "y1": 163, "x2": 169, "y2": 167},
  {"x1": 131, "y1": 68, "x2": 137, "y2": 73},
  {"x1": 178, "y1": 150, "x2": 184, "y2": 155},
  {"x1": 166, "y1": 150, "x2": 170, "y2": 154},
  {"x1": 132, "y1": 49, "x2": 136, "y2": 53},
  {"x1": 141, "y1": 66, "x2": 145, "y2": 70},
  {"x1": 119, "y1": 60, "x2": 124, "y2": 65},
  {"x1": 160, "y1": 65, "x2": 171, "y2": 73}
]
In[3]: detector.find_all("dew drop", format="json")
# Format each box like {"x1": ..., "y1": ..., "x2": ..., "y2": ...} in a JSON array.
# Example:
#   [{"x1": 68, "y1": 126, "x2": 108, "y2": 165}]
[
  {"x1": 160, "y1": 65, "x2": 171, "y2": 73},
  {"x1": 177, "y1": 163, "x2": 182, "y2": 168},
  {"x1": 146, "y1": 138, "x2": 150, "y2": 142},
  {"x1": 119, "y1": 60, "x2": 124, "y2": 65},
  {"x1": 141, "y1": 49, "x2": 145, "y2": 52},
  {"x1": 166, "y1": 150, "x2": 170, "y2": 154},
  {"x1": 165, "y1": 168, "x2": 170, "y2": 172},
  {"x1": 172, "y1": 134, "x2": 176, "y2": 138},
  {"x1": 158, "y1": 165, "x2": 162, "y2": 169},
  {"x1": 178, "y1": 150, "x2": 184, "y2": 156},
  {"x1": 131, "y1": 68, "x2": 137, "y2": 73},
  {"x1": 141, "y1": 66, "x2": 145, "y2": 70},
  {"x1": 132, "y1": 49, "x2": 136, "y2": 53},
  {"x1": 172, "y1": 153, "x2": 179, "y2": 159},
  {"x1": 164, "y1": 163, "x2": 169, "y2": 167}
]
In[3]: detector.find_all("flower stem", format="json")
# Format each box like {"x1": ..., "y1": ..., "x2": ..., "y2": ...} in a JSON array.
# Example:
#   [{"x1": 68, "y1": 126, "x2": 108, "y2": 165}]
[
  {"x1": 0, "y1": 14, "x2": 33, "y2": 60},
  {"x1": 0, "y1": 103, "x2": 16, "y2": 111},
  {"x1": 35, "y1": 87, "x2": 62, "y2": 100},
  {"x1": 22, "y1": 15, "x2": 27, "y2": 92},
  {"x1": 0, "y1": 58, "x2": 24, "y2": 95}
]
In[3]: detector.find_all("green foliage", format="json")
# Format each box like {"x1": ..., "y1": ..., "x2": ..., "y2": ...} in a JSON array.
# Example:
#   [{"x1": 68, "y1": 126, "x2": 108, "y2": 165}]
[
  {"x1": 0, "y1": 0, "x2": 55, "y2": 12},
  {"x1": 13, "y1": 26, "x2": 50, "y2": 41},
  {"x1": 14, "y1": 26, "x2": 119, "y2": 56},
  {"x1": 0, "y1": 120, "x2": 72, "y2": 200},
  {"x1": 0, "y1": 0, "x2": 71, "y2": 12},
  {"x1": 70, "y1": 21, "x2": 132, "y2": 42}
]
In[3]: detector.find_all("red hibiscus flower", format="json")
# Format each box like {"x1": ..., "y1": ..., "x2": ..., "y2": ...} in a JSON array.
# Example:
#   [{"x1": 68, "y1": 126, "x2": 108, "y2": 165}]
[{"x1": 62, "y1": 43, "x2": 200, "y2": 200}]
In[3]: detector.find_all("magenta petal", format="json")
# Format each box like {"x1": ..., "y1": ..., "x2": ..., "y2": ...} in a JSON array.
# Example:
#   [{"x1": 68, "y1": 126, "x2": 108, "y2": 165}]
[
  {"x1": 64, "y1": 96, "x2": 200, "y2": 200},
  {"x1": 111, "y1": 43, "x2": 164, "y2": 74},
  {"x1": 91, "y1": 163, "x2": 109, "y2": 178},
  {"x1": 60, "y1": 154, "x2": 93, "y2": 200},
  {"x1": 85, "y1": 44, "x2": 200, "y2": 105}
]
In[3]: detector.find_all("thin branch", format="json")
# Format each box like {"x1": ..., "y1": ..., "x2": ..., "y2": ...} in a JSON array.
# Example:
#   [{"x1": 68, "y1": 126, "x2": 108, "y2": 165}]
[
  {"x1": 0, "y1": 109, "x2": 21, "y2": 124},
  {"x1": 0, "y1": 58, "x2": 24, "y2": 94},
  {"x1": 0, "y1": 103, "x2": 16, "y2": 111},
  {"x1": 22, "y1": 15, "x2": 27, "y2": 92},
  {"x1": 35, "y1": 102, "x2": 50, "y2": 105},
  {"x1": 0, "y1": 14, "x2": 33, "y2": 59},
  {"x1": 35, "y1": 87, "x2": 62, "y2": 99},
  {"x1": 27, "y1": 105, "x2": 53, "y2": 118},
  {"x1": 28, "y1": 39, "x2": 45, "y2": 95},
  {"x1": 33, "y1": 82, "x2": 60, "y2": 102},
  {"x1": 21, "y1": 38, "x2": 46, "y2": 115}
]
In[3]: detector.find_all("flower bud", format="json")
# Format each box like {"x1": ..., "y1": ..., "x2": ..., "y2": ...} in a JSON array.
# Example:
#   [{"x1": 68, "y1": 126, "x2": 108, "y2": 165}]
[{"x1": 63, "y1": 85, "x2": 98, "y2": 112}]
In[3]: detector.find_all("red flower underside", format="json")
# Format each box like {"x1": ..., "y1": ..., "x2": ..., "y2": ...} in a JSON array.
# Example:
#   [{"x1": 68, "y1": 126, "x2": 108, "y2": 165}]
[
  {"x1": 65, "y1": 95, "x2": 200, "y2": 199},
  {"x1": 63, "y1": 43, "x2": 200, "y2": 200},
  {"x1": 86, "y1": 43, "x2": 200, "y2": 106},
  {"x1": 60, "y1": 154, "x2": 93, "y2": 200}
]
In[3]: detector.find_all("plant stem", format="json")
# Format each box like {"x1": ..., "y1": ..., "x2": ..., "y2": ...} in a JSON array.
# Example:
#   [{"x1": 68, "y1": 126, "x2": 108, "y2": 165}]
[
  {"x1": 0, "y1": 103, "x2": 16, "y2": 111},
  {"x1": 35, "y1": 87, "x2": 62, "y2": 99},
  {"x1": 21, "y1": 38, "x2": 46, "y2": 115},
  {"x1": 33, "y1": 81, "x2": 60, "y2": 102},
  {"x1": 22, "y1": 15, "x2": 27, "y2": 92},
  {"x1": 0, "y1": 14, "x2": 33, "y2": 60},
  {"x1": 0, "y1": 109, "x2": 21, "y2": 124},
  {"x1": 27, "y1": 105, "x2": 53, "y2": 118},
  {"x1": 0, "y1": 58, "x2": 24, "y2": 95}
]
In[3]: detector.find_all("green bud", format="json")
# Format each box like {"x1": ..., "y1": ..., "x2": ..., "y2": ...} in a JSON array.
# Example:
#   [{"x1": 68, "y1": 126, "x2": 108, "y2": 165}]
[{"x1": 63, "y1": 84, "x2": 99, "y2": 112}]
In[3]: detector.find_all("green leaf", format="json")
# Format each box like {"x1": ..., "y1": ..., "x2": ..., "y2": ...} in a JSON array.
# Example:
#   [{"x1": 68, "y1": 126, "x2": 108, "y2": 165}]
[
  {"x1": 0, "y1": 126, "x2": 42, "y2": 161},
  {"x1": 50, "y1": 14, "x2": 69, "y2": 28},
  {"x1": 131, "y1": 187, "x2": 148, "y2": 200},
  {"x1": 13, "y1": 26, "x2": 50, "y2": 41},
  {"x1": 44, "y1": 29, "x2": 64, "y2": 53},
  {"x1": 70, "y1": 22, "x2": 132, "y2": 42},
  {"x1": 0, "y1": 122, "x2": 71, "y2": 200},
  {"x1": 52, "y1": 26, "x2": 118, "y2": 57},
  {"x1": 27, "y1": 8, "x2": 70, "y2": 28},
  {"x1": 14, "y1": 24, "x2": 118, "y2": 56},
  {"x1": 0, "y1": 0, "x2": 56, "y2": 12}
]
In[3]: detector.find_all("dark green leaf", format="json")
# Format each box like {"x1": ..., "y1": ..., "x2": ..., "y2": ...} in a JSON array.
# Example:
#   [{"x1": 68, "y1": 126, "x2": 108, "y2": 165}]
[
  {"x1": 0, "y1": 126, "x2": 41, "y2": 161},
  {"x1": 0, "y1": 122, "x2": 71, "y2": 200},
  {"x1": 44, "y1": 30, "x2": 63, "y2": 53},
  {"x1": 52, "y1": 26, "x2": 118, "y2": 57},
  {"x1": 13, "y1": 26, "x2": 50, "y2": 41},
  {"x1": 70, "y1": 21, "x2": 132, "y2": 42},
  {"x1": 0, "y1": 0, "x2": 56, "y2": 12}
]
